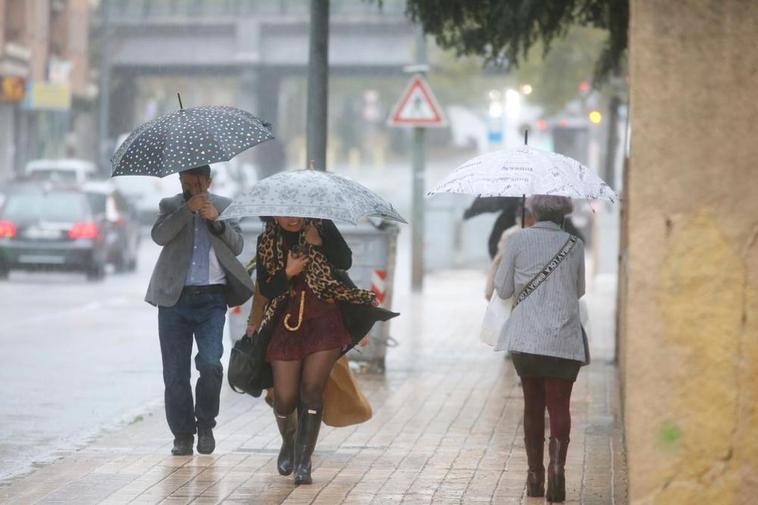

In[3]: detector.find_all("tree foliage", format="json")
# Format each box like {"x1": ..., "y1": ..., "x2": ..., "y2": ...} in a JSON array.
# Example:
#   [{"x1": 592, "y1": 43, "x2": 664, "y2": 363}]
[{"x1": 402, "y1": 0, "x2": 628, "y2": 82}]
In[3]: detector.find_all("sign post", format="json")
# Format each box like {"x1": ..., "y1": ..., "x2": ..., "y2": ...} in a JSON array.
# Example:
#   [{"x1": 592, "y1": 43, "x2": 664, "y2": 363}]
[{"x1": 387, "y1": 36, "x2": 447, "y2": 292}]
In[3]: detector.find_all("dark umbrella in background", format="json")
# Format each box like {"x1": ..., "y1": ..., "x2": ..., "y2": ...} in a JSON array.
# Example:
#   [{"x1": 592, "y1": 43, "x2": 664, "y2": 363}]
[
  {"x1": 464, "y1": 196, "x2": 585, "y2": 259},
  {"x1": 111, "y1": 95, "x2": 274, "y2": 177},
  {"x1": 463, "y1": 197, "x2": 521, "y2": 259}
]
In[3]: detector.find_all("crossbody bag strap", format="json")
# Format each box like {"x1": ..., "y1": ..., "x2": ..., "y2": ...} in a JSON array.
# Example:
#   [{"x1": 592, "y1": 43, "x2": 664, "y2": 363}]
[{"x1": 513, "y1": 235, "x2": 578, "y2": 309}]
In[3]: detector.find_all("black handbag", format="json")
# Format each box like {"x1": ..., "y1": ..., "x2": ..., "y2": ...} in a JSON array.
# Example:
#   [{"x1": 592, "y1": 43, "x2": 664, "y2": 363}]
[{"x1": 228, "y1": 331, "x2": 273, "y2": 397}]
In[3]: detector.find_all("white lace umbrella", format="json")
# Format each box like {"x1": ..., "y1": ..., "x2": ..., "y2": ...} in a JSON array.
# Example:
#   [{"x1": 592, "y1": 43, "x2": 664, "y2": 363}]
[
  {"x1": 427, "y1": 145, "x2": 617, "y2": 202},
  {"x1": 219, "y1": 169, "x2": 407, "y2": 225}
]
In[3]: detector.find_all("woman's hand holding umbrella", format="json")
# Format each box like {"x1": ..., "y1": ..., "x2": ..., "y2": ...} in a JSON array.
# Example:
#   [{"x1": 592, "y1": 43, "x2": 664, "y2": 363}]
[{"x1": 285, "y1": 251, "x2": 309, "y2": 279}]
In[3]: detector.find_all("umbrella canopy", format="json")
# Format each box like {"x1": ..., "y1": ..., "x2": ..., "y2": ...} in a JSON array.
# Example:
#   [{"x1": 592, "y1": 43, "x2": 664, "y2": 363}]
[
  {"x1": 218, "y1": 170, "x2": 407, "y2": 225},
  {"x1": 111, "y1": 106, "x2": 273, "y2": 177},
  {"x1": 427, "y1": 145, "x2": 617, "y2": 202}
]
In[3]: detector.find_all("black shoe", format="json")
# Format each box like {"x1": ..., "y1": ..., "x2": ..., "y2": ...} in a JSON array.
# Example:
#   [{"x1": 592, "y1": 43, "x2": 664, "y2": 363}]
[
  {"x1": 171, "y1": 436, "x2": 194, "y2": 456},
  {"x1": 275, "y1": 411, "x2": 297, "y2": 476},
  {"x1": 197, "y1": 428, "x2": 215, "y2": 455},
  {"x1": 293, "y1": 406, "x2": 322, "y2": 485}
]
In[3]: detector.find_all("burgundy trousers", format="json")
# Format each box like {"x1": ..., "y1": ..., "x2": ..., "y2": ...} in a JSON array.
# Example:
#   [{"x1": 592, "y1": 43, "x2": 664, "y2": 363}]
[{"x1": 521, "y1": 377, "x2": 574, "y2": 443}]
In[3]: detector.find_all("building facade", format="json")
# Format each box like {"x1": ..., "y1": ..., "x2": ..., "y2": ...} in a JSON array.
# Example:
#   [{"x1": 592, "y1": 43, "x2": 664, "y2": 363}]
[
  {"x1": 0, "y1": 0, "x2": 94, "y2": 180},
  {"x1": 622, "y1": 1, "x2": 758, "y2": 502}
]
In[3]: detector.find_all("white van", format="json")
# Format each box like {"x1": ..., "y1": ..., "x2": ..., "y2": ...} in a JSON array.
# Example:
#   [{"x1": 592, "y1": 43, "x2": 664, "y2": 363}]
[{"x1": 25, "y1": 159, "x2": 98, "y2": 184}]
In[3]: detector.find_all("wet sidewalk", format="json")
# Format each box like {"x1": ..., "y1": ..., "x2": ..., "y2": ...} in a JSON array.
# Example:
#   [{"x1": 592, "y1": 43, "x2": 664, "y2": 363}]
[{"x1": 0, "y1": 270, "x2": 627, "y2": 504}]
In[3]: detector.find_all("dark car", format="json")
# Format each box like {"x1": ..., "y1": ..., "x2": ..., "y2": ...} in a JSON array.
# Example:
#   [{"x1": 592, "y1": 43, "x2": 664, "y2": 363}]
[
  {"x1": 82, "y1": 181, "x2": 141, "y2": 272},
  {"x1": 0, "y1": 183, "x2": 108, "y2": 280}
]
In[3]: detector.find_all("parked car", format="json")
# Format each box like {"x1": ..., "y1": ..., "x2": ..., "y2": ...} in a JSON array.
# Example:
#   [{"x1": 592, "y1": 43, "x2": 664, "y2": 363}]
[
  {"x1": 24, "y1": 158, "x2": 97, "y2": 184},
  {"x1": 82, "y1": 181, "x2": 141, "y2": 272},
  {"x1": 0, "y1": 182, "x2": 108, "y2": 280}
]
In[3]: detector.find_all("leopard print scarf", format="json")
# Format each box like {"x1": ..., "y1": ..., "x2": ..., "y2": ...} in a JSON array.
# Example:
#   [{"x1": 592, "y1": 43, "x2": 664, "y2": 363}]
[{"x1": 256, "y1": 219, "x2": 376, "y2": 333}]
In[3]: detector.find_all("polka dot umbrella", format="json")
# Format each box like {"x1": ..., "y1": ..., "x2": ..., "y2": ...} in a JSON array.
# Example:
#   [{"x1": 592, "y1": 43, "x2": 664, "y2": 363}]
[{"x1": 111, "y1": 104, "x2": 274, "y2": 177}]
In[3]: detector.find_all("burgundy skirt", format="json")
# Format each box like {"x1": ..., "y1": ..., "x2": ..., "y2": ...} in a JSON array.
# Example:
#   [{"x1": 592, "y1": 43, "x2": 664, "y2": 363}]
[{"x1": 266, "y1": 276, "x2": 352, "y2": 362}]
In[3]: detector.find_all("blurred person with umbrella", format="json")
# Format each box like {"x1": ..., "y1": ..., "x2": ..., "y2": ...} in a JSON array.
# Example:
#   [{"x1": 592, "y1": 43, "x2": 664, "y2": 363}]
[
  {"x1": 484, "y1": 201, "x2": 535, "y2": 301},
  {"x1": 222, "y1": 168, "x2": 404, "y2": 485},
  {"x1": 463, "y1": 196, "x2": 520, "y2": 259},
  {"x1": 112, "y1": 100, "x2": 273, "y2": 456},
  {"x1": 428, "y1": 142, "x2": 616, "y2": 502},
  {"x1": 464, "y1": 196, "x2": 584, "y2": 260}
]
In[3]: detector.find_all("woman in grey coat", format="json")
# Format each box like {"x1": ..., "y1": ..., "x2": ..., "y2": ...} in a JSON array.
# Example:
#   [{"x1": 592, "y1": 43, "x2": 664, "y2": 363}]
[{"x1": 494, "y1": 195, "x2": 588, "y2": 503}]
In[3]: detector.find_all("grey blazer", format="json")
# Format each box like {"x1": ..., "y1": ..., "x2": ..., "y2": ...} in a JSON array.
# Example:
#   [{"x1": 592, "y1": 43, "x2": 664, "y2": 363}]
[
  {"x1": 145, "y1": 193, "x2": 254, "y2": 308},
  {"x1": 494, "y1": 221, "x2": 587, "y2": 362}
]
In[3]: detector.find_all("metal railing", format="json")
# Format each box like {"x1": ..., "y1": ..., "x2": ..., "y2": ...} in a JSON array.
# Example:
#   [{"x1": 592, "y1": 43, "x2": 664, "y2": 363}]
[{"x1": 109, "y1": 0, "x2": 405, "y2": 19}]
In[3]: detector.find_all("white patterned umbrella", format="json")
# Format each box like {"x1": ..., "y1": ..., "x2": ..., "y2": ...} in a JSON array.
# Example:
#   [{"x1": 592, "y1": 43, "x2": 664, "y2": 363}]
[
  {"x1": 219, "y1": 170, "x2": 407, "y2": 225},
  {"x1": 111, "y1": 105, "x2": 273, "y2": 177},
  {"x1": 427, "y1": 145, "x2": 617, "y2": 202}
]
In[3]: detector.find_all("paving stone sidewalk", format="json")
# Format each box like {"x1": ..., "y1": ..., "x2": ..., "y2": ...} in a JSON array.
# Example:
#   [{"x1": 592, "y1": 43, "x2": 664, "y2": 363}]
[{"x1": 0, "y1": 270, "x2": 627, "y2": 504}]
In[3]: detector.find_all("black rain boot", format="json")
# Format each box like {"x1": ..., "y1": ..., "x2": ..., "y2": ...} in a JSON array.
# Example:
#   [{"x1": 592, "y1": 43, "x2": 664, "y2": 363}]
[
  {"x1": 524, "y1": 436, "x2": 545, "y2": 497},
  {"x1": 293, "y1": 406, "x2": 322, "y2": 485},
  {"x1": 275, "y1": 411, "x2": 297, "y2": 476},
  {"x1": 546, "y1": 437, "x2": 569, "y2": 502}
]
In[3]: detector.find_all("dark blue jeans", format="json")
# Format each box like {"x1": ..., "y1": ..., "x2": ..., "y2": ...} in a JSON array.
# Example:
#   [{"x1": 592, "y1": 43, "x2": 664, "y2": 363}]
[{"x1": 158, "y1": 291, "x2": 226, "y2": 438}]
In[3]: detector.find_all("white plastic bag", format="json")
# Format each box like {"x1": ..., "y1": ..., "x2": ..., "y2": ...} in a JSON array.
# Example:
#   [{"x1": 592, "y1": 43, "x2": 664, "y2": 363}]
[{"x1": 479, "y1": 295, "x2": 512, "y2": 347}]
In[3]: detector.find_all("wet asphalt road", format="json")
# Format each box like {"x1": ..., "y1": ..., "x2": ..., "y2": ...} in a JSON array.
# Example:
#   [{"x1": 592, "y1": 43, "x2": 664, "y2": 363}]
[{"x1": 0, "y1": 238, "x2": 165, "y2": 482}]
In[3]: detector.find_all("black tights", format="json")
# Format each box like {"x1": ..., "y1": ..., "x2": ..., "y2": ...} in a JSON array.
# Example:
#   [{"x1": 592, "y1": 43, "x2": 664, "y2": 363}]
[
  {"x1": 271, "y1": 348, "x2": 342, "y2": 416},
  {"x1": 521, "y1": 377, "x2": 574, "y2": 442}
]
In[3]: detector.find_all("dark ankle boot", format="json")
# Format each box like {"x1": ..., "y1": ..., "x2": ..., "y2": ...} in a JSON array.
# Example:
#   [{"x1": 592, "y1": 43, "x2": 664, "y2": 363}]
[
  {"x1": 546, "y1": 437, "x2": 569, "y2": 502},
  {"x1": 524, "y1": 436, "x2": 545, "y2": 497},
  {"x1": 293, "y1": 406, "x2": 322, "y2": 485},
  {"x1": 275, "y1": 411, "x2": 297, "y2": 476}
]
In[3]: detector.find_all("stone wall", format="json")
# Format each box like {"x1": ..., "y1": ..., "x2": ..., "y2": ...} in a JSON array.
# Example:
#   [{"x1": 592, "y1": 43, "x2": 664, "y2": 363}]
[{"x1": 622, "y1": 0, "x2": 758, "y2": 503}]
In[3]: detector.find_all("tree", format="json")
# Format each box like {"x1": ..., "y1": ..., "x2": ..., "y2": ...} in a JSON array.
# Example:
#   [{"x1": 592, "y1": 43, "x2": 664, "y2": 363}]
[{"x1": 402, "y1": 0, "x2": 628, "y2": 83}]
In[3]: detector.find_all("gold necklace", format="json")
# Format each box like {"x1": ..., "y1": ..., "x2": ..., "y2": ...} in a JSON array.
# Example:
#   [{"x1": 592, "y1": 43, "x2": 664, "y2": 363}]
[{"x1": 283, "y1": 290, "x2": 306, "y2": 332}]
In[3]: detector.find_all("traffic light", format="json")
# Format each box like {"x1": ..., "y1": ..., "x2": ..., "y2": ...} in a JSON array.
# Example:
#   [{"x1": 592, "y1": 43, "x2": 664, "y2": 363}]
[{"x1": 0, "y1": 76, "x2": 25, "y2": 103}]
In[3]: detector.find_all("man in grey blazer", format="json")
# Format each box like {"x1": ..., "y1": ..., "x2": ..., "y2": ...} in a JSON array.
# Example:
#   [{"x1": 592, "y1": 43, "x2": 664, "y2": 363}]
[{"x1": 145, "y1": 165, "x2": 253, "y2": 456}]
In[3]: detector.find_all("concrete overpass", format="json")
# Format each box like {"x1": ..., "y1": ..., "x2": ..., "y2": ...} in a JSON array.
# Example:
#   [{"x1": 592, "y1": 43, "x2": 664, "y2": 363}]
[{"x1": 102, "y1": 1, "x2": 417, "y2": 158}]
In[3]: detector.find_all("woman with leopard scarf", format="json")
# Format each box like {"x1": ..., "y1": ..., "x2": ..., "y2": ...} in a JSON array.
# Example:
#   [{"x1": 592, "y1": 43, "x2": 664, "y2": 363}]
[{"x1": 255, "y1": 216, "x2": 396, "y2": 485}]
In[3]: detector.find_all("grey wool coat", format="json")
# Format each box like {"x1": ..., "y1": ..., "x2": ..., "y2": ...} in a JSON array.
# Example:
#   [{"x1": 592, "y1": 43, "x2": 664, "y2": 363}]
[
  {"x1": 494, "y1": 221, "x2": 587, "y2": 363},
  {"x1": 145, "y1": 193, "x2": 254, "y2": 308}
]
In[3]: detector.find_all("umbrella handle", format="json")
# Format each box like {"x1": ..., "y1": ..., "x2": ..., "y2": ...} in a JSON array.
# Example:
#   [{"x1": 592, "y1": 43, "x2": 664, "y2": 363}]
[{"x1": 521, "y1": 194, "x2": 526, "y2": 228}]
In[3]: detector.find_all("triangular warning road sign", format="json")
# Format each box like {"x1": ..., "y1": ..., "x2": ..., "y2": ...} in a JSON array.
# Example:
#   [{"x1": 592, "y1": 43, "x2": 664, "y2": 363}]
[{"x1": 387, "y1": 74, "x2": 447, "y2": 127}]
